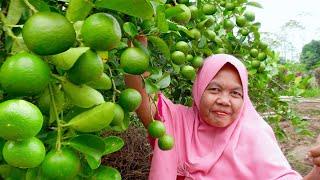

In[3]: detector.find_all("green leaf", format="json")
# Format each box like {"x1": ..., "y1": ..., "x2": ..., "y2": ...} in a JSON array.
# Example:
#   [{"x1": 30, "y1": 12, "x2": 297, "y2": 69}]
[
  {"x1": 103, "y1": 136, "x2": 125, "y2": 155},
  {"x1": 49, "y1": 47, "x2": 90, "y2": 70},
  {"x1": 152, "y1": 0, "x2": 166, "y2": 3},
  {"x1": 165, "y1": 6, "x2": 184, "y2": 19},
  {"x1": 123, "y1": 22, "x2": 138, "y2": 38},
  {"x1": 6, "y1": 0, "x2": 25, "y2": 25},
  {"x1": 68, "y1": 134, "x2": 106, "y2": 163},
  {"x1": 198, "y1": 35, "x2": 207, "y2": 48},
  {"x1": 28, "y1": 0, "x2": 51, "y2": 12},
  {"x1": 156, "y1": 5, "x2": 169, "y2": 33},
  {"x1": 95, "y1": 0, "x2": 154, "y2": 19},
  {"x1": 66, "y1": 0, "x2": 93, "y2": 22},
  {"x1": 148, "y1": 36, "x2": 170, "y2": 61},
  {"x1": 132, "y1": 39, "x2": 150, "y2": 56},
  {"x1": 156, "y1": 73, "x2": 171, "y2": 89},
  {"x1": 149, "y1": 68, "x2": 163, "y2": 80},
  {"x1": 85, "y1": 154, "x2": 101, "y2": 169},
  {"x1": 145, "y1": 78, "x2": 160, "y2": 94},
  {"x1": 62, "y1": 79, "x2": 105, "y2": 108},
  {"x1": 246, "y1": 1, "x2": 263, "y2": 8}
]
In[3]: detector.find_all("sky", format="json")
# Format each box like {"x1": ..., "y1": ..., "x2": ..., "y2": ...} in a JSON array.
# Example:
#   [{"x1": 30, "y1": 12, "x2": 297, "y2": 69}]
[{"x1": 247, "y1": 0, "x2": 320, "y2": 60}]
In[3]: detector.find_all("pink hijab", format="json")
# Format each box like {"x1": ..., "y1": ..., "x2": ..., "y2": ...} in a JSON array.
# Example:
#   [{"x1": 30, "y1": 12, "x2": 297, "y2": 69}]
[{"x1": 148, "y1": 54, "x2": 302, "y2": 180}]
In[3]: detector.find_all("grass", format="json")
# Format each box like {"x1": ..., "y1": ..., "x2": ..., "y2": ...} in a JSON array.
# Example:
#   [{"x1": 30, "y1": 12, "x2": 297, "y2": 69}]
[{"x1": 301, "y1": 88, "x2": 320, "y2": 98}]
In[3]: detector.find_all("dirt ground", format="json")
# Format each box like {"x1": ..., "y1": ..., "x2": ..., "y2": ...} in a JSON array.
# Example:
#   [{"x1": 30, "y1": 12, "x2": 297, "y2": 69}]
[
  {"x1": 279, "y1": 98, "x2": 320, "y2": 176},
  {"x1": 103, "y1": 98, "x2": 320, "y2": 179}
]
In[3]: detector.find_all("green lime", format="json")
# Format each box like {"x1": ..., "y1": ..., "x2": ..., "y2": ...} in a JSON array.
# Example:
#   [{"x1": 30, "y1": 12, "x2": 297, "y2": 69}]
[
  {"x1": 81, "y1": 13, "x2": 122, "y2": 51},
  {"x1": 158, "y1": 134, "x2": 174, "y2": 151},
  {"x1": 0, "y1": 99, "x2": 43, "y2": 140},
  {"x1": 192, "y1": 56, "x2": 204, "y2": 68},
  {"x1": 189, "y1": 28, "x2": 201, "y2": 40},
  {"x1": 188, "y1": 5, "x2": 199, "y2": 19},
  {"x1": 172, "y1": 4, "x2": 191, "y2": 24},
  {"x1": 257, "y1": 52, "x2": 267, "y2": 61},
  {"x1": 90, "y1": 166, "x2": 121, "y2": 180},
  {"x1": 223, "y1": 19, "x2": 234, "y2": 30},
  {"x1": 186, "y1": 54, "x2": 194, "y2": 62},
  {"x1": 251, "y1": 60, "x2": 261, "y2": 68},
  {"x1": 175, "y1": 41, "x2": 190, "y2": 54},
  {"x1": 120, "y1": 47, "x2": 149, "y2": 75},
  {"x1": 110, "y1": 104, "x2": 125, "y2": 127},
  {"x1": 202, "y1": 4, "x2": 217, "y2": 15},
  {"x1": 22, "y1": 12, "x2": 75, "y2": 55},
  {"x1": 68, "y1": 50, "x2": 104, "y2": 84},
  {"x1": 148, "y1": 120, "x2": 166, "y2": 138},
  {"x1": 0, "y1": 52, "x2": 51, "y2": 96},
  {"x1": 225, "y1": 2, "x2": 235, "y2": 11},
  {"x1": 3, "y1": 137, "x2": 45, "y2": 168},
  {"x1": 204, "y1": 29, "x2": 216, "y2": 41},
  {"x1": 181, "y1": 65, "x2": 196, "y2": 80},
  {"x1": 244, "y1": 11, "x2": 255, "y2": 22},
  {"x1": 236, "y1": 16, "x2": 247, "y2": 27},
  {"x1": 250, "y1": 48, "x2": 259, "y2": 58},
  {"x1": 41, "y1": 147, "x2": 80, "y2": 179},
  {"x1": 171, "y1": 51, "x2": 185, "y2": 65},
  {"x1": 119, "y1": 88, "x2": 142, "y2": 112},
  {"x1": 239, "y1": 28, "x2": 249, "y2": 36}
]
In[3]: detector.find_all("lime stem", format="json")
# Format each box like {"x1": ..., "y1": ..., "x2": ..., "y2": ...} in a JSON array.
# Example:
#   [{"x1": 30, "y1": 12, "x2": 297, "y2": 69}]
[
  {"x1": 51, "y1": 74, "x2": 65, "y2": 82},
  {"x1": 0, "y1": 12, "x2": 18, "y2": 39},
  {"x1": 107, "y1": 66, "x2": 120, "y2": 102},
  {"x1": 48, "y1": 83, "x2": 62, "y2": 151},
  {"x1": 23, "y1": 0, "x2": 38, "y2": 13}
]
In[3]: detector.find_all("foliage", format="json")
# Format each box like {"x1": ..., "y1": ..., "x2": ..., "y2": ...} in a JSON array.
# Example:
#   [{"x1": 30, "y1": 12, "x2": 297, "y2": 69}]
[
  {"x1": 300, "y1": 40, "x2": 320, "y2": 70},
  {"x1": 0, "y1": 0, "x2": 312, "y2": 179}
]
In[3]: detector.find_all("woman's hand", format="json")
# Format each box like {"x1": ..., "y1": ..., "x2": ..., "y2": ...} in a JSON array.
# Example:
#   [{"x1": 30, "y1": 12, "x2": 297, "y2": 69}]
[{"x1": 303, "y1": 143, "x2": 320, "y2": 180}]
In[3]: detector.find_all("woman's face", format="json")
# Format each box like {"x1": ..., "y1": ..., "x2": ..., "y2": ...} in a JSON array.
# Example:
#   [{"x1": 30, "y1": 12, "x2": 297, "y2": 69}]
[{"x1": 199, "y1": 64, "x2": 244, "y2": 127}]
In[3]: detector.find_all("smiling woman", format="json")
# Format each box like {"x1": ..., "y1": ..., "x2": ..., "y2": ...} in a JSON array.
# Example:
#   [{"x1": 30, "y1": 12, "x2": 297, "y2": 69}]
[
  {"x1": 199, "y1": 63, "x2": 244, "y2": 127},
  {"x1": 125, "y1": 54, "x2": 320, "y2": 180}
]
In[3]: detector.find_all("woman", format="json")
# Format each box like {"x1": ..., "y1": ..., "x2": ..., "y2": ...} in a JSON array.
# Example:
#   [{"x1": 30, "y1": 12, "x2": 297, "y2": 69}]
[{"x1": 125, "y1": 54, "x2": 320, "y2": 179}]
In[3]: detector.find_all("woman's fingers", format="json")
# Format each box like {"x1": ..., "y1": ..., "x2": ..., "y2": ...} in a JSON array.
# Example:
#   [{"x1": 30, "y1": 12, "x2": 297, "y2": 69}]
[{"x1": 309, "y1": 145, "x2": 320, "y2": 158}]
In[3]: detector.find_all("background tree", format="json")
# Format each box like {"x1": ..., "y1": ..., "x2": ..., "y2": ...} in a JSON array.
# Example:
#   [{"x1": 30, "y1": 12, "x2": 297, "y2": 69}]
[{"x1": 300, "y1": 40, "x2": 320, "y2": 70}]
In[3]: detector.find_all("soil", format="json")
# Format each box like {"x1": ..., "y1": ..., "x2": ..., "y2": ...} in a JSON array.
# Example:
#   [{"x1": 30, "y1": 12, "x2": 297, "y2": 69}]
[{"x1": 279, "y1": 97, "x2": 320, "y2": 176}]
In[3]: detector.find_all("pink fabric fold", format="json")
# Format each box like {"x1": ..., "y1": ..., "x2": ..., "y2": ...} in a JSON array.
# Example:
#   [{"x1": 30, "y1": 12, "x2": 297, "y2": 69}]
[{"x1": 148, "y1": 54, "x2": 302, "y2": 180}]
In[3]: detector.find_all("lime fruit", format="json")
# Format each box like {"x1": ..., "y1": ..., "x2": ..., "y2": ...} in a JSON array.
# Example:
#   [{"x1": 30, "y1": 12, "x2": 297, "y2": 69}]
[
  {"x1": 118, "y1": 88, "x2": 142, "y2": 112},
  {"x1": 110, "y1": 104, "x2": 125, "y2": 127},
  {"x1": 22, "y1": 12, "x2": 75, "y2": 55},
  {"x1": 239, "y1": 28, "x2": 249, "y2": 36},
  {"x1": 175, "y1": 41, "x2": 190, "y2": 54},
  {"x1": 204, "y1": 29, "x2": 216, "y2": 41},
  {"x1": 171, "y1": 51, "x2": 185, "y2": 65},
  {"x1": 120, "y1": 47, "x2": 149, "y2": 75},
  {"x1": 172, "y1": 4, "x2": 191, "y2": 24},
  {"x1": 188, "y1": 5, "x2": 198, "y2": 19},
  {"x1": 0, "y1": 99, "x2": 43, "y2": 140},
  {"x1": 0, "y1": 52, "x2": 51, "y2": 96},
  {"x1": 244, "y1": 11, "x2": 255, "y2": 22},
  {"x1": 251, "y1": 60, "x2": 261, "y2": 68},
  {"x1": 81, "y1": 13, "x2": 122, "y2": 51},
  {"x1": 189, "y1": 28, "x2": 201, "y2": 40},
  {"x1": 68, "y1": 50, "x2": 104, "y2": 84},
  {"x1": 181, "y1": 65, "x2": 196, "y2": 80},
  {"x1": 41, "y1": 148, "x2": 80, "y2": 179},
  {"x1": 90, "y1": 166, "x2": 121, "y2": 180},
  {"x1": 249, "y1": 48, "x2": 259, "y2": 58},
  {"x1": 158, "y1": 134, "x2": 174, "y2": 151},
  {"x1": 191, "y1": 56, "x2": 204, "y2": 68},
  {"x1": 148, "y1": 120, "x2": 166, "y2": 138},
  {"x1": 236, "y1": 16, "x2": 247, "y2": 27},
  {"x1": 3, "y1": 137, "x2": 45, "y2": 168},
  {"x1": 202, "y1": 4, "x2": 217, "y2": 15},
  {"x1": 225, "y1": 2, "x2": 235, "y2": 11},
  {"x1": 223, "y1": 19, "x2": 234, "y2": 30},
  {"x1": 257, "y1": 52, "x2": 267, "y2": 61},
  {"x1": 186, "y1": 54, "x2": 193, "y2": 62}
]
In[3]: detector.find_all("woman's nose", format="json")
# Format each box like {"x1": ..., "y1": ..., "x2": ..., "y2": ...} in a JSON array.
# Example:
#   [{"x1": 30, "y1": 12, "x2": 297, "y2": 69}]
[{"x1": 216, "y1": 94, "x2": 231, "y2": 106}]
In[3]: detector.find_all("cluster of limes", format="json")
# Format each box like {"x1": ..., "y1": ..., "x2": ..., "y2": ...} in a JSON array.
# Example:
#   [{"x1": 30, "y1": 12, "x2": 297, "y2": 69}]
[
  {"x1": 0, "y1": 11, "x2": 126, "y2": 179},
  {"x1": 148, "y1": 120, "x2": 174, "y2": 150}
]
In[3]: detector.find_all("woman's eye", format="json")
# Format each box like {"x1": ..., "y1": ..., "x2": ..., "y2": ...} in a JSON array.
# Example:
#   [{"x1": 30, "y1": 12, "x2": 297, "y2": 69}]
[
  {"x1": 209, "y1": 88, "x2": 219, "y2": 92},
  {"x1": 231, "y1": 91, "x2": 242, "y2": 97}
]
